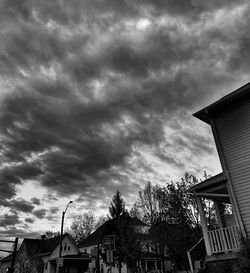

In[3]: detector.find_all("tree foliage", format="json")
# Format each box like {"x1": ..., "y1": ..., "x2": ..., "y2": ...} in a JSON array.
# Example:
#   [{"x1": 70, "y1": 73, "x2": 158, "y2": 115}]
[
  {"x1": 113, "y1": 213, "x2": 141, "y2": 271},
  {"x1": 15, "y1": 242, "x2": 43, "y2": 273},
  {"x1": 70, "y1": 212, "x2": 95, "y2": 244},
  {"x1": 133, "y1": 173, "x2": 212, "y2": 270},
  {"x1": 106, "y1": 191, "x2": 141, "y2": 272},
  {"x1": 109, "y1": 190, "x2": 125, "y2": 218},
  {"x1": 45, "y1": 230, "x2": 60, "y2": 238}
]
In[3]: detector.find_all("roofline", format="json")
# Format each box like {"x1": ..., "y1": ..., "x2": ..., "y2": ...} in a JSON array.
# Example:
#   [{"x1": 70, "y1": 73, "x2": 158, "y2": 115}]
[
  {"x1": 190, "y1": 172, "x2": 226, "y2": 192},
  {"x1": 193, "y1": 82, "x2": 250, "y2": 124}
]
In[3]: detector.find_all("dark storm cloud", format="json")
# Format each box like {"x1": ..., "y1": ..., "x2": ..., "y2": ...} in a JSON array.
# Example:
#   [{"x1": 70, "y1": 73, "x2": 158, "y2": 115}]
[
  {"x1": 33, "y1": 209, "x2": 47, "y2": 219},
  {"x1": 0, "y1": 213, "x2": 20, "y2": 227},
  {"x1": 0, "y1": 162, "x2": 42, "y2": 210},
  {"x1": 0, "y1": 172, "x2": 22, "y2": 206},
  {"x1": 0, "y1": 227, "x2": 40, "y2": 239},
  {"x1": 46, "y1": 206, "x2": 60, "y2": 221},
  {"x1": 0, "y1": 0, "x2": 249, "y2": 234},
  {"x1": 49, "y1": 207, "x2": 59, "y2": 215},
  {"x1": 25, "y1": 217, "x2": 34, "y2": 224},
  {"x1": 8, "y1": 198, "x2": 35, "y2": 213},
  {"x1": 30, "y1": 197, "x2": 41, "y2": 206}
]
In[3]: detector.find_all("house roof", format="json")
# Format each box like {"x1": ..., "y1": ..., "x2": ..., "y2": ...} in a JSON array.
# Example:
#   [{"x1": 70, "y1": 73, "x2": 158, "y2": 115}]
[
  {"x1": 0, "y1": 234, "x2": 76, "y2": 264},
  {"x1": 0, "y1": 254, "x2": 13, "y2": 263},
  {"x1": 193, "y1": 82, "x2": 250, "y2": 124},
  {"x1": 190, "y1": 173, "x2": 229, "y2": 202},
  {"x1": 40, "y1": 235, "x2": 61, "y2": 253},
  {"x1": 19, "y1": 236, "x2": 62, "y2": 256},
  {"x1": 78, "y1": 219, "x2": 115, "y2": 247},
  {"x1": 78, "y1": 215, "x2": 148, "y2": 248},
  {"x1": 190, "y1": 173, "x2": 226, "y2": 192}
]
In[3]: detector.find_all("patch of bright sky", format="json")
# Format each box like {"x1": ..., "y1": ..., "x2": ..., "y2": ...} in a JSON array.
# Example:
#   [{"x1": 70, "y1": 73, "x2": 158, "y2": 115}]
[
  {"x1": 91, "y1": 79, "x2": 107, "y2": 101},
  {"x1": 203, "y1": 3, "x2": 247, "y2": 31},
  {"x1": 39, "y1": 63, "x2": 59, "y2": 80},
  {"x1": 15, "y1": 180, "x2": 46, "y2": 203},
  {"x1": 136, "y1": 18, "x2": 151, "y2": 30},
  {"x1": 99, "y1": 114, "x2": 135, "y2": 142},
  {"x1": 155, "y1": 3, "x2": 247, "y2": 40},
  {"x1": 14, "y1": 181, "x2": 80, "y2": 233}
]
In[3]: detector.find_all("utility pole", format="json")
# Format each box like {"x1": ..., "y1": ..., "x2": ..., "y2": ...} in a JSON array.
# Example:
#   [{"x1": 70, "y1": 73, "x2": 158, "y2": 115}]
[{"x1": 57, "y1": 201, "x2": 73, "y2": 273}]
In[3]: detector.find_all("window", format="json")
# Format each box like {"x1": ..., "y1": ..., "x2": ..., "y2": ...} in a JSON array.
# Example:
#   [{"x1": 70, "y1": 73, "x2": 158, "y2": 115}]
[
  {"x1": 68, "y1": 246, "x2": 70, "y2": 251},
  {"x1": 45, "y1": 263, "x2": 48, "y2": 270}
]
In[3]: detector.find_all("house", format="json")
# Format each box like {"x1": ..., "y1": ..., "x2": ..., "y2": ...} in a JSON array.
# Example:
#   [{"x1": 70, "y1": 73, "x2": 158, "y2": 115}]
[
  {"x1": 78, "y1": 214, "x2": 172, "y2": 273},
  {"x1": 0, "y1": 234, "x2": 91, "y2": 273},
  {"x1": 191, "y1": 82, "x2": 250, "y2": 272},
  {"x1": 0, "y1": 254, "x2": 13, "y2": 273}
]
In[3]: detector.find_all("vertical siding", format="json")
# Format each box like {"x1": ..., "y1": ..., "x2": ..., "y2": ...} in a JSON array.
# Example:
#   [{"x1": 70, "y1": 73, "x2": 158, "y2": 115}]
[{"x1": 215, "y1": 97, "x2": 250, "y2": 237}]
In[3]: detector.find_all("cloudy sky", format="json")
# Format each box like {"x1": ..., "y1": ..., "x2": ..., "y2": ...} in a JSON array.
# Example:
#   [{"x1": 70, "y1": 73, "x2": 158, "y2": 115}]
[{"x1": 0, "y1": 0, "x2": 250, "y2": 242}]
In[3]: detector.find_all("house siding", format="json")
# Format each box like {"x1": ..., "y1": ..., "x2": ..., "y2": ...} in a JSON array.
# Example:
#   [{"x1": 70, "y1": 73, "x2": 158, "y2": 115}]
[
  {"x1": 214, "y1": 97, "x2": 250, "y2": 237},
  {"x1": 51, "y1": 237, "x2": 79, "y2": 259}
]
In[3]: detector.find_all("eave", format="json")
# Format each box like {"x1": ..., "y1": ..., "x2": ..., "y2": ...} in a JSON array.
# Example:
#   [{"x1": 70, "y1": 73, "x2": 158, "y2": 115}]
[{"x1": 193, "y1": 82, "x2": 250, "y2": 124}]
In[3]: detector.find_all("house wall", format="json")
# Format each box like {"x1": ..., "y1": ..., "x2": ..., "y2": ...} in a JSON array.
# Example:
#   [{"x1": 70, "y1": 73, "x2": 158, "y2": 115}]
[
  {"x1": 51, "y1": 237, "x2": 79, "y2": 259},
  {"x1": 79, "y1": 245, "x2": 127, "y2": 273},
  {"x1": 0, "y1": 260, "x2": 11, "y2": 273},
  {"x1": 42, "y1": 256, "x2": 52, "y2": 273},
  {"x1": 213, "y1": 96, "x2": 250, "y2": 237}
]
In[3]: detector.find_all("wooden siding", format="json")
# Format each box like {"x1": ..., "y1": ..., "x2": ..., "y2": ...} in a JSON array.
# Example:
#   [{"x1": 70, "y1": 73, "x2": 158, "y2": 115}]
[{"x1": 215, "y1": 97, "x2": 250, "y2": 237}]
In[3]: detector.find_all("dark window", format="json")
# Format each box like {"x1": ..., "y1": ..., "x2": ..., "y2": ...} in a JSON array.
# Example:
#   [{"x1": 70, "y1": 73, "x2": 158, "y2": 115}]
[{"x1": 68, "y1": 246, "x2": 70, "y2": 250}]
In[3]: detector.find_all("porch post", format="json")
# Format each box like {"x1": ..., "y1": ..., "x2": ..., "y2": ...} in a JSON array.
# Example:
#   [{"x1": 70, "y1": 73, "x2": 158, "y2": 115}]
[
  {"x1": 214, "y1": 201, "x2": 224, "y2": 228},
  {"x1": 196, "y1": 197, "x2": 212, "y2": 255}
]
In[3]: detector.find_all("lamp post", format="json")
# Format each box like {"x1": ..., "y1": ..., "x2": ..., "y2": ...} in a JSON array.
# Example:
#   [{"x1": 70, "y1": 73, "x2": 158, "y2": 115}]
[{"x1": 59, "y1": 201, "x2": 73, "y2": 257}]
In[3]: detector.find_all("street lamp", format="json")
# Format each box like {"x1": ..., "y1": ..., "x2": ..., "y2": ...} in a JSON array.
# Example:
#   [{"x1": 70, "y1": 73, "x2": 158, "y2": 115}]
[{"x1": 59, "y1": 201, "x2": 73, "y2": 257}]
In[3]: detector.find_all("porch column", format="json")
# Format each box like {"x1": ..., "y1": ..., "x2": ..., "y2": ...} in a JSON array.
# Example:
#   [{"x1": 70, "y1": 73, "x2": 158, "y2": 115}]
[
  {"x1": 214, "y1": 201, "x2": 224, "y2": 228},
  {"x1": 196, "y1": 197, "x2": 212, "y2": 255}
]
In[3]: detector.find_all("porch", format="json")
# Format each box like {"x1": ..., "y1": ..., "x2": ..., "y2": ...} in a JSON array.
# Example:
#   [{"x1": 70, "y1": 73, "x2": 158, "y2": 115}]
[
  {"x1": 48, "y1": 254, "x2": 91, "y2": 273},
  {"x1": 191, "y1": 173, "x2": 241, "y2": 258}
]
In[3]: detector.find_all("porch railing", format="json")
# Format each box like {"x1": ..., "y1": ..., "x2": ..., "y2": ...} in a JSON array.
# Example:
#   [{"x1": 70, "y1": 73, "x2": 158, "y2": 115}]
[{"x1": 208, "y1": 225, "x2": 240, "y2": 254}]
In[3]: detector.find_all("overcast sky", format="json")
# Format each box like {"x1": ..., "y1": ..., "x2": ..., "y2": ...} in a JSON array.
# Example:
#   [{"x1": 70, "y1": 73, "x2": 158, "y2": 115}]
[{"x1": 0, "y1": 0, "x2": 250, "y2": 242}]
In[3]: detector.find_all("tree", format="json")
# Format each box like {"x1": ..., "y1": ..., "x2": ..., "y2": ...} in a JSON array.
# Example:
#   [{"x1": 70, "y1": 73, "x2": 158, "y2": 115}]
[
  {"x1": 133, "y1": 173, "x2": 207, "y2": 272},
  {"x1": 15, "y1": 241, "x2": 43, "y2": 273},
  {"x1": 109, "y1": 190, "x2": 125, "y2": 218},
  {"x1": 106, "y1": 192, "x2": 141, "y2": 273},
  {"x1": 45, "y1": 230, "x2": 60, "y2": 238},
  {"x1": 113, "y1": 213, "x2": 141, "y2": 273},
  {"x1": 70, "y1": 212, "x2": 95, "y2": 244},
  {"x1": 136, "y1": 182, "x2": 160, "y2": 225}
]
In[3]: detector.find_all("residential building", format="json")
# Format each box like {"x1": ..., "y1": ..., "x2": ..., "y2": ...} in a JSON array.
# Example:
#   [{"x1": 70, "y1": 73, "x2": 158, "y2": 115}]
[
  {"x1": 78, "y1": 215, "x2": 172, "y2": 273},
  {"x1": 191, "y1": 82, "x2": 250, "y2": 272},
  {"x1": 0, "y1": 234, "x2": 91, "y2": 273}
]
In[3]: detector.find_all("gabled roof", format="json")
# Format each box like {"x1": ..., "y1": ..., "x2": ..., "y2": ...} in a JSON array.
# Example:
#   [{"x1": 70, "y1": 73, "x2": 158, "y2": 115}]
[
  {"x1": 0, "y1": 254, "x2": 13, "y2": 263},
  {"x1": 0, "y1": 234, "x2": 76, "y2": 263},
  {"x1": 78, "y1": 219, "x2": 115, "y2": 247},
  {"x1": 19, "y1": 235, "x2": 62, "y2": 255},
  {"x1": 41, "y1": 233, "x2": 79, "y2": 255},
  {"x1": 78, "y1": 215, "x2": 148, "y2": 248},
  {"x1": 193, "y1": 82, "x2": 250, "y2": 124},
  {"x1": 40, "y1": 235, "x2": 62, "y2": 254}
]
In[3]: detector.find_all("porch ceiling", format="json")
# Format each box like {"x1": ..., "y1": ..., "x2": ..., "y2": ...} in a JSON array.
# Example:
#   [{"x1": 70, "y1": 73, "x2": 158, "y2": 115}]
[{"x1": 190, "y1": 173, "x2": 230, "y2": 202}]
